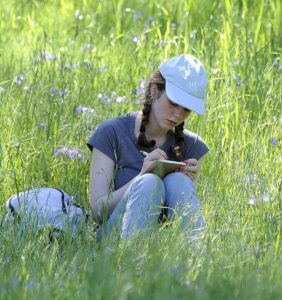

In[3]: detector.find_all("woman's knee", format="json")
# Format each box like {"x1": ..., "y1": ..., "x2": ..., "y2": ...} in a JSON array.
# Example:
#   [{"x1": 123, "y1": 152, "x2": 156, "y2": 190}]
[
  {"x1": 163, "y1": 172, "x2": 200, "y2": 210},
  {"x1": 133, "y1": 173, "x2": 165, "y2": 190},
  {"x1": 163, "y1": 172, "x2": 195, "y2": 191},
  {"x1": 129, "y1": 173, "x2": 165, "y2": 206}
]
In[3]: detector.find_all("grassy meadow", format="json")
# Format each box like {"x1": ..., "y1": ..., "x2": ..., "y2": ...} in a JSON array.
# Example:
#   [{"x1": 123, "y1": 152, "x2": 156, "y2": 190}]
[{"x1": 0, "y1": 0, "x2": 281, "y2": 299}]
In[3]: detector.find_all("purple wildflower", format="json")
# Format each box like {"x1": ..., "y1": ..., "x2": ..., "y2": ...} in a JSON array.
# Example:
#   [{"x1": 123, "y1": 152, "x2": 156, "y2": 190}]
[
  {"x1": 111, "y1": 91, "x2": 117, "y2": 99},
  {"x1": 14, "y1": 75, "x2": 25, "y2": 85},
  {"x1": 84, "y1": 106, "x2": 94, "y2": 113},
  {"x1": 171, "y1": 23, "x2": 176, "y2": 29},
  {"x1": 143, "y1": 24, "x2": 149, "y2": 31},
  {"x1": 75, "y1": 106, "x2": 95, "y2": 114},
  {"x1": 116, "y1": 96, "x2": 126, "y2": 103},
  {"x1": 41, "y1": 51, "x2": 57, "y2": 61},
  {"x1": 244, "y1": 175, "x2": 257, "y2": 183},
  {"x1": 98, "y1": 67, "x2": 105, "y2": 73},
  {"x1": 248, "y1": 194, "x2": 270, "y2": 205},
  {"x1": 68, "y1": 148, "x2": 81, "y2": 159},
  {"x1": 98, "y1": 93, "x2": 110, "y2": 104},
  {"x1": 270, "y1": 138, "x2": 278, "y2": 146},
  {"x1": 39, "y1": 123, "x2": 46, "y2": 129},
  {"x1": 236, "y1": 75, "x2": 247, "y2": 87},
  {"x1": 54, "y1": 147, "x2": 69, "y2": 156},
  {"x1": 15, "y1": 143, "x2": 20, "y2": 149},
  {"x1": 50, "y1": 88, "x2": 57, "y2": 96},
  {"x1": 248, "y1": 196, "x2": 257, "y2": 205},
  {"x1": 132, "y1": 36, "x2": 140, "y2": 44},
  {"x1": 76, "y1": 106, "x2": 84, "y2": 114},
  {"x1": 135, "y1": 87, "x2": 144, "y2": 97},
  {"x1": 133, "y1": 12, "x2": 140, "y2": 20},
  {"x1": 59, "y1": 88, "x2": 69, "y2": 96},
  {"x1": 135, "y1": 78, "x2": 146, "y2": 96}
]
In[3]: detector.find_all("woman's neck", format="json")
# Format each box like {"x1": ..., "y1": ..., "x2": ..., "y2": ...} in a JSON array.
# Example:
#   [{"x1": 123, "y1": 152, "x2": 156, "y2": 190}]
[{"x1": 136, "y1": 111, "x2": 168, "y2": 145}]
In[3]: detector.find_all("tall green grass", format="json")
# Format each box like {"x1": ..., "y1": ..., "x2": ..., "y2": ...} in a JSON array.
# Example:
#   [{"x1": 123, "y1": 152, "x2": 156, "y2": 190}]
[{"x1": 0, "y1": 0, "x2": 281, "y2": 299}]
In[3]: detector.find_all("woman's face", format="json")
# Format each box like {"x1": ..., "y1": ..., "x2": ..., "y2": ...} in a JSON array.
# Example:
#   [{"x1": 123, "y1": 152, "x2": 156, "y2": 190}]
[{"x1": 151, "y1": 91, "x2": 191, "y2": 129}]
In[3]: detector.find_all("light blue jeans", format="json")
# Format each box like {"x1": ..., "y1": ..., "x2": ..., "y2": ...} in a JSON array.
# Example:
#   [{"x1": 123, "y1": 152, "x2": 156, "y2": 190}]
[{"x1": 97, "y1": 172, "x2": 205, "y2": 241}]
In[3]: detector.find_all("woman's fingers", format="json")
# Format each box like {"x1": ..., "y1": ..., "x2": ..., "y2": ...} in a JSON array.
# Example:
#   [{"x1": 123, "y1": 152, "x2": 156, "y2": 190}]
[
  {"x1": 187, "y1": 165, "x2": 199, "y2": 172},
  {"x1": 140, "y1": 148, "x2": 168, "y2": 175},
  {"x1": 179, "y1": 165, "x2": 199, "y2": 172},
  {"x1": 146, "y1": 148, "x2": 168, "y2": 160},
  {"x1": 183, "y1": 158, "x2": 198, "y2": 166},
  {"x1": 179, "y1": 158, "x2": 200, "y2": 183}
]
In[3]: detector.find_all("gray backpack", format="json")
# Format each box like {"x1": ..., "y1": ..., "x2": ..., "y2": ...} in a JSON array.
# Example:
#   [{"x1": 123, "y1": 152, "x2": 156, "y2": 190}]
[{"x1": 5, "y1": 187, "x2": 90, "y2": 238}]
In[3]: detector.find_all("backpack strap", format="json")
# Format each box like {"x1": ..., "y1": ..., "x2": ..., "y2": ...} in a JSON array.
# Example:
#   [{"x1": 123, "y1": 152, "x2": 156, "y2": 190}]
[
  {"x1": 51, "y1": 187, "x2": 67, "y2": 214},
  {"x1": 51, "y1": 187, "x2": 89, "y2": 222},
  {"x1": 7, "y1": 196, "x2": 21, "y2": 223}
]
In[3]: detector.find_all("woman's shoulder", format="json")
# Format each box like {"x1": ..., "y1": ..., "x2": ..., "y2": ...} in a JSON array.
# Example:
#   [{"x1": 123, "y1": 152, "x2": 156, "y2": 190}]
[
  {"x1": 183, "y1": 129, "x2": 204, "y2": 142},
  {"x1": 98, "y1": 111, "x2": 137, "y2": 128},
  {"x1": 182, "y1": 129, "x2": 209, "y2": 159}
]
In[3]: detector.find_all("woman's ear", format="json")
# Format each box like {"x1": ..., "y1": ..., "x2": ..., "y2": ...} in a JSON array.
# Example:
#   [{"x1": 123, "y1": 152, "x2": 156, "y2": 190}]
[{"x1": 150, "y1": 84, "x2": 161, "y2": 100}]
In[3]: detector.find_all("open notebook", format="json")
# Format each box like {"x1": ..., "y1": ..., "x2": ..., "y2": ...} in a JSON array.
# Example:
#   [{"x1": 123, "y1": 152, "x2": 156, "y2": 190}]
[{"x1": 149, "y1": 159, "x2": 186, "y2": 178}]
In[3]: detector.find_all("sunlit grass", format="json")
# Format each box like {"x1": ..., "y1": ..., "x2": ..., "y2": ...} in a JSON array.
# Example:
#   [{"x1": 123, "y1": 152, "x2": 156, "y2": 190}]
[{"x1": 0, "y1": 0, "x2": 281, "y2": 299}]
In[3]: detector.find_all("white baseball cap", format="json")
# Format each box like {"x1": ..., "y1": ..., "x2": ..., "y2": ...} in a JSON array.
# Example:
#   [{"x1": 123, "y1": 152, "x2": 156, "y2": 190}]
[{"x1": 159, "y1": 54, "x2": 208, "y2": 115}]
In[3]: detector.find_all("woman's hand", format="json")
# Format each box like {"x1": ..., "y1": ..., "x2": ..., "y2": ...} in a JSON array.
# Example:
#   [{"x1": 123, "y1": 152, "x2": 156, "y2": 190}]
[
  {"x1": 139, "y1": 148, "x2": 168, "y2": 175},
  {"x1": 178, "y1": 158, "x2": 200, "y2": 183}
]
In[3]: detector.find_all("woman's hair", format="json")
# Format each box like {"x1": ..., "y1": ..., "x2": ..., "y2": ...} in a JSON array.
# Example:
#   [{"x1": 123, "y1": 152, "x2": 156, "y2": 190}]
[{"x1": 137, "y1": 70, "x2": 185, "y2": 161}]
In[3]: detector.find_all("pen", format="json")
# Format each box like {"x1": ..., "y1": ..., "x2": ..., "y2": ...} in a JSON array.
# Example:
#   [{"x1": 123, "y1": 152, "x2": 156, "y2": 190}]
[{"x1": 140, "y1": 150, "x2": 149, "y2": 156}]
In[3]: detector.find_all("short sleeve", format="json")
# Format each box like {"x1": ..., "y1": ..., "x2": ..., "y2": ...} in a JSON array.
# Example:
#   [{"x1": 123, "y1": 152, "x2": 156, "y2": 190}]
[
  {"x1": 87, "y1": 120, "x2": 118, "y2": 162},
  {"x1": 183, "y1": 131, "x2": 209, "y2": 160}
]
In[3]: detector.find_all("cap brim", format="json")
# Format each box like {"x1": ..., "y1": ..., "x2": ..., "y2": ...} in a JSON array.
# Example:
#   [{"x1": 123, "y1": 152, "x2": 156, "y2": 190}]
[{"x1": 165, "y1": 81, "x2": 206, "y2": 115}]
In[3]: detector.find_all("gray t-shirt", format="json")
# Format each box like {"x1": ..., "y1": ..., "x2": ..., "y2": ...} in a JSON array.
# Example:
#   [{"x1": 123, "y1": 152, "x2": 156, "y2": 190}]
[{"x1": 87, "y1": 111, "x2": 209, "y2": 190}]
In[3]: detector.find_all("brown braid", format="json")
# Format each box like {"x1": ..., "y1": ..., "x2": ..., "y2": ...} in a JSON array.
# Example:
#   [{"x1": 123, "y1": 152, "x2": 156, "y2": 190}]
[
  {"x1": 137, "y1": 70, "x2": 185, "y2": 159},
  {"x1": 137, "y1": 98, "x2": 156, "y2": 148},
  {"x1": 171, "y1": 122, "x2": 185, "y2": 161}
]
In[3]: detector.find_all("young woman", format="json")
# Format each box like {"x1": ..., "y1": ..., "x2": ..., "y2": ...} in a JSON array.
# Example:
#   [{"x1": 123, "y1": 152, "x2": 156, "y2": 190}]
[{"x1": 87, "y1": 54, "x2": 209, "y2": 240}]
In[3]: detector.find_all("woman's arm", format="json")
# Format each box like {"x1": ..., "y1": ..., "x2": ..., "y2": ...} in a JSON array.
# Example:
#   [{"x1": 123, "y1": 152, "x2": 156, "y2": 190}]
[
  {"x1": 89, "y1": 148, "x2": 139, "y2": 224},
  {"x1": 89, "y1": 147, "x2": 168, "y2": 224}
]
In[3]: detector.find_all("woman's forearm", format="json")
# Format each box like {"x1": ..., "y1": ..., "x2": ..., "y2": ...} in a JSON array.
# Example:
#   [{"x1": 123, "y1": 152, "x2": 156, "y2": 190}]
[{"x1": 90, "y1": 175, "x2": 141, "y2": 223}]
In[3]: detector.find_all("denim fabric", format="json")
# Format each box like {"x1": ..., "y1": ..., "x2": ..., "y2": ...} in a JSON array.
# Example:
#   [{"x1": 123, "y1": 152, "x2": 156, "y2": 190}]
[{"x1": 96, "y1": 172, "x2": 205, "y2": 241}]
